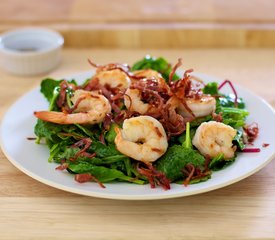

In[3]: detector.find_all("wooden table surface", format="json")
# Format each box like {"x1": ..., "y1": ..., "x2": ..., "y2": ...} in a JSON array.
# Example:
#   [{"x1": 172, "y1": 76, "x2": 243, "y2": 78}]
[
  {"x1": 0, "y1": 49, "x2": 275, "y2": 239},
  {"x1": 2, "y1": 0, "x2": 275, "y2": 48}
]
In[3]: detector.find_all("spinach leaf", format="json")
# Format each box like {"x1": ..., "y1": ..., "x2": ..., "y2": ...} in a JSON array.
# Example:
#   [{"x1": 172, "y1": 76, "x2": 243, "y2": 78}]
[
  {"x1": 131, "y1": 55, "x2": 180, "y2": 82},
  {"x1": 54, "y1": 145, "x2": 128, "y2": 165},
  {"x1": 34, "y1": 119, "x2": 78, "y2": 143},
  {"x1": 68, "y1": 162, "x2": 144, "y2": 184},
  {"x1": 74, "y1": 124, "x2": 99, "y2": 140},
  {"x1": 89, "y1": 141, "x2": 121, "y2": 157},
  {"x1": 40, "y1": 78, "x2": 62, "y2": 103}
]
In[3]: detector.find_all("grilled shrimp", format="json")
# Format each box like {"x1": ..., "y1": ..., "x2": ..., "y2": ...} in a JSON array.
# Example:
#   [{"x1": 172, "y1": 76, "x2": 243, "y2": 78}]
[
  {"x1": 192, "y1": 121, "x2": 237, "y2": 159},
  {"x1": 185, "y1": 95, "x2": 216, "y2": 117},
  {"x1": 93, "y1": 69, "x2": 131, "y2": 90},
  {"x1": 34, "y1": 90, "x2": 111, "y2": 124},
  {"x1": 124, "y1": 71, "x2": 169, "y2": 115},
  {"x1": 124, "y1": 88, "x2": 149, "y2": 114},
  {"x1": 167, "y1": 95, "x2": 216, "y2": 118},
  {"x1": 114, "y1": 116, "x2": 168, "y2": 162},
  {"x1": 132, "y1": 69, "x2": 169, "y2": 90}
]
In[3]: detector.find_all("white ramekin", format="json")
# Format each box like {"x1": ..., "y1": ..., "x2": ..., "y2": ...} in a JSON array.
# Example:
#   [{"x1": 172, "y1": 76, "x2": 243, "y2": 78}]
[{"x1": 0, "y1": 28, "x2": 64, "y2": 76}]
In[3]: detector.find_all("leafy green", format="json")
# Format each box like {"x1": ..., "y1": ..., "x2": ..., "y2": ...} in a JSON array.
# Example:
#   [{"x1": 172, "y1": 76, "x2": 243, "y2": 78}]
[
  {"x1": 209, "y1": 153, "x2": 235, "y2": 171},
  {"x1": 203, "y1": 82, "x2": 245, "y2": 108},
  {"x1": 40, "y1": 78, "x2": 77, "y2": 109},
  {"x1": 219, "y1": 94, "x2": 245, "y2": 109},
  {"x1": 157, "y1": 122, "x2": 205, "y2": 181},
  {"x1": 74, "y1": 124, "x2": 99, "y2": 140},
  {"x1": 53, "y1": 146, "x2": 127, "y2": 164},
  {"x1": 40, "y1": 78, "x2": 62, "y2": 103},
  {"x1": 203, "y1": 82, "x2": 219, "y2": 95},
  {"x1": 131, "y1": 55, "x2": 180, "y2": 81},
  {"x1": 176, "y1": 174, "x2": 211, "y2": 184},
  {"x1": 178, "y1": 128, "x2": 196, "y2": 144},
  {"x1": 123, "y1": 157, "x2": 132, "y2": 176},
  {"x1": 34, "y1": 119, "x2": 78, "y2": 143},
  {"x1": 189, "y1": 175, "x2": 211, "y2": 184},
  {"x1": 48, "y1": 87, "x2": 60, "y2": 111},
  {"x1": 89, "y1": 142, "x2": 121, "y2": 158},
  {"x1": 68, "y1": 162, "x2": 144, "y2": 184},
  {"x1": 156, "y1": 146, "x2": 205, "y2": 181},
  {"x1": 105, "y1": 124, "x2": 117, "y2": 143},
  {"x1": 183, "y1": 122, "x2": 192, "y2": 149},
  {"x1": 209, "y1": 153, "x2": 224, "y2": 169},
  {"x1": 220, "y1": 107, "x2": 249, "y2": 129},
  {"x1": 203, "y1": 82, "x2": 249, "y2": 129},
  {"x1": 233, "y1": 130, "x2": 245, "y2": 151}
]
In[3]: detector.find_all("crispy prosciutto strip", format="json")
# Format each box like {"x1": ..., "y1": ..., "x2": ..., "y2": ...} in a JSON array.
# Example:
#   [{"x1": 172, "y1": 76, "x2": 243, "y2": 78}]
[
  {"x1": 243, "y1": 122, "x2": 259, "y2": 143},
  {"x1": 75, "y1": 173, "x2": 106, "y2": 188},
  {"x1": 136, "y1": 162, "x2": 170, "y2": 190},
  {"x1": 70, "y1": 138, "x2": 94, "y2": 161},
  {"x1": 88, "y1": 59, "x2": 131, "y2": 76},
  {"x1": 182, "y1": 164, "x2": 195, "y2": 187}
]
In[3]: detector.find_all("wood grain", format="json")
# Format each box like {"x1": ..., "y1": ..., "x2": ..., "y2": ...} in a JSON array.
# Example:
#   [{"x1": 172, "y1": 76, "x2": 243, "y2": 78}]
[
  {"x1": 1, "y1": 0, "x2": 275, "y2": 48},
  {"x1": 1, "y1": 0, "x2": 275, "y2": 23},
  {"x1": 0, "y1": 49, "x2": 275, "y2": 239}
]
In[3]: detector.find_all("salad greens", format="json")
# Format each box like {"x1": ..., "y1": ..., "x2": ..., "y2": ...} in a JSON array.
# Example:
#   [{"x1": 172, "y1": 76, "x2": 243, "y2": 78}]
[
  {"x1": 156, "y1": 123, "x2": 206, "y2": 182},
  {"x1": 33, "y1": 56, "x2": 252, "y2": 189},
  {"x1": 131, "y1": 55, "x2": 180, "y2": 82}
]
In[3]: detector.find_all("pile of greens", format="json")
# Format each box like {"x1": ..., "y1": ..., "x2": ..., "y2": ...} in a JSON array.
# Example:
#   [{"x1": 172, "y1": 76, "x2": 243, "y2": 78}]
[{"x1": 34, "y1": 56, "x2": 250, "y2": 189}]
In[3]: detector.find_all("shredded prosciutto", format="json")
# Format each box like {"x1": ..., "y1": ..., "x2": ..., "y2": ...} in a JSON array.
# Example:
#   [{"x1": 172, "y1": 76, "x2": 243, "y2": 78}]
[
  {"x1": 88, "y1": 59, "x2": 131, "y2": 77},
  {"x1": 136, "y1": 163, "x2": 170, "y2": 190},
  {"x1": 181, "y1": 163, "x2": 211, "y2": 186},
  {"x1": 66, "y1": 95, "x2": 86, "y2": 113},
  {"x1": 58, "y1": 132, "x2": 83, "y2": 140},
  {"x1": 99, "y1": 133, "x2": 106, "y2": 145},
  {"x1": 26, "y1": 137, "x2": 36, "y2": 140},
  {"x1": 79, "y1": 152, "x2": 97, "y2": 158},
  {"x1": 212, "y1": 112, "x2": 223, "y2": 122},
  {"x1": 56, "y1": 80, "x2": 69, "y2": 108},
  {"x1": 75, "y1": 173, "x2": 105, "y2": 188},
  {"x1": 70, "y1": 138, "x2": 94, "y2": 161},
  {"x1": 182, "y1": 164, "x2": 195, "y2": 186},
  {"x1": 243, "y1": 122, "x2": 259, "y2": 143},
  {"x1": 242, "y1": 148, "x2": 261, "y2": 153},
  {"x1": 103, "y1": 113, "x2": 113, "y2": 131},
  {"x1": 169, "y1": 58, "x2": 183, "y2": 85},
  {"x1": 55, "y1": 163, "x2": 68, "y2": 170},
  {"x1": 75, "y1": 173, "x2": 92, "y2": 183}
]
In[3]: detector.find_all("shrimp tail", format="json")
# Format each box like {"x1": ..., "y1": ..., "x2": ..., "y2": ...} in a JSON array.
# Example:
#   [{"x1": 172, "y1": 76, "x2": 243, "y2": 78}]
[{"x1": 34, "y1": 111, "x2": 90, "y2": 124}]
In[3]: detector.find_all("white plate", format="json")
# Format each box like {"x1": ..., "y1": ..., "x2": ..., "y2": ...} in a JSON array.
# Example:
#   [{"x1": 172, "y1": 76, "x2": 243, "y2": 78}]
[{"x1": 1, "y1": 71, "x2": 275, "y2": 200}]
